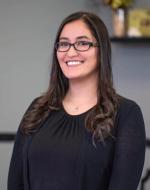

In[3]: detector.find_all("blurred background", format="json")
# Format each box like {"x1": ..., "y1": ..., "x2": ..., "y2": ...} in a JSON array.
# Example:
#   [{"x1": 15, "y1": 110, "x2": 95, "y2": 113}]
[{"x1": 0, "y1": 0, "x2": 150, "y2": 189}]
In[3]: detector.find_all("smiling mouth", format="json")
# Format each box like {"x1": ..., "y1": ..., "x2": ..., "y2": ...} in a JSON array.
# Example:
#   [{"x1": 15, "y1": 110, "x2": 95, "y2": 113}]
[{"x1": 66, "y1": 61, "x2": 84, "y2": 66}]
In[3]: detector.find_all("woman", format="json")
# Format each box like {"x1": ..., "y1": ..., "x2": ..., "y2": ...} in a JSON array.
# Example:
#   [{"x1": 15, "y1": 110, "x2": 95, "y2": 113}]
[{"x1": 8, "y1": 11, "x2": 146, "y2": 190}]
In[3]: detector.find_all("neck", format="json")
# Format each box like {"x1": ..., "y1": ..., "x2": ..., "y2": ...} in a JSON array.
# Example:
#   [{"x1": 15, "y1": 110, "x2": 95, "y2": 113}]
[{"x1": 64, "y1": 75, "x2": 98, "y2": 105}]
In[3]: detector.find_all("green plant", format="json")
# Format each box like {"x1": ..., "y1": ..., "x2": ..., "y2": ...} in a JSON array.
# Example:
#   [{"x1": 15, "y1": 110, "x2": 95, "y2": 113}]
[{"x1": 103, "y1": 0, "x2": 134, "y2": 9}]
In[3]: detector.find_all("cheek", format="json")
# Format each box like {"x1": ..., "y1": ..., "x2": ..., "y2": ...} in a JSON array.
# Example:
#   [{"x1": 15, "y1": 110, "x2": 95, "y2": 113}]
[
  {"x1": 57, "y1": 52, "x2": 65, "y2": 66},
  {"x1": 56, "y1": 52, "x2": 61, "y2": 63},
  {"x1": 89, "y1": 50, "x2": 98, "y2": 65},
  {"x1": 56, "y1": 53, "x2": 66, "y2": 73}
]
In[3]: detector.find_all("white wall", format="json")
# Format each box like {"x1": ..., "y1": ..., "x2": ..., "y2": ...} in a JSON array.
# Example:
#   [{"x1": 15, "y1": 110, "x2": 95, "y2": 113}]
[
  {"x1": 0, "y1": 0, "x2": 150, "y2": 189},
  {"x1": 0, "y1": 0, "x2": 99, "y2": 132}
]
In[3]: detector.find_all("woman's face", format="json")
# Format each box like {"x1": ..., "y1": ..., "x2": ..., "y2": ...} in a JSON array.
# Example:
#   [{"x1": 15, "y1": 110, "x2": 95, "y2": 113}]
[{"x1": 56, "y1": 19, "x2": 99, "y2": 81}]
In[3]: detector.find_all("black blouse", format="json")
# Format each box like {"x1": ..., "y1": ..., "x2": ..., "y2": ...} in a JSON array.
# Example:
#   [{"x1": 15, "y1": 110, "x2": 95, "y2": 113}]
[{"x1": 8, "y1": 98, "x2": 146, "y2": 190}]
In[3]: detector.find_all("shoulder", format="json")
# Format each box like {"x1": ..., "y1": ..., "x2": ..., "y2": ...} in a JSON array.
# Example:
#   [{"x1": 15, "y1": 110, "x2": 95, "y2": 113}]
[
  {"x1": 117, "y1": 96, "x2": 142, "y2": 118},
  {"x1": 26, "y1": 96, "x2": 41, "y2": 111},
  {"x1": 115, "y1": 96, "x2": 145, "y2": 136},
  {"x1": 16, "y1": 96, "x2": 41, "y2": 133}
]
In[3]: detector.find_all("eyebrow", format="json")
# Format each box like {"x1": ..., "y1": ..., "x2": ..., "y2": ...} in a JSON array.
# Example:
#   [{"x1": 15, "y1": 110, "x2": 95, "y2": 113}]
[{"x1": 59, "y1": 36, "x2": 91, "y2": 41}]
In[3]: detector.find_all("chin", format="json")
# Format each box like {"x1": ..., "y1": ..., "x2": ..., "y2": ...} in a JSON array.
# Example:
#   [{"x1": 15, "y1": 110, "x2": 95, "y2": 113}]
[
  {"x1": 62, "y1": 71, "x2": 81, "y2": 79},
  {"x1": 65, "y1": 74, "x2": 90, "y2": 81},
  {"x1": 65, "y1": 75, "x2": 81, "y2": 80}
]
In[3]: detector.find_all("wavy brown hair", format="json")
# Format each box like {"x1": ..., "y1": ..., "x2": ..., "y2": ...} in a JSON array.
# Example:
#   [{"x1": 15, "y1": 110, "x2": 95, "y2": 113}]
[{"x1": 21, "y1": 11, "x2": 121, "y2": 143}]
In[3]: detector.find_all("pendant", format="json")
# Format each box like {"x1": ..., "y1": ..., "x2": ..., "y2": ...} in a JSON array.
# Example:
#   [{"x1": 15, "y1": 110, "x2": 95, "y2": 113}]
[{"x1": 74, "y1": 106, "x2": 79, "y2": 111}]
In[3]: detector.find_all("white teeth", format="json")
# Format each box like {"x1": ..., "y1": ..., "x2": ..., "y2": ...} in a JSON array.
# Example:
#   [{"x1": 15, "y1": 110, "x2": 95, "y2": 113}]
[{"x1": 67, "y1": 61, "x2": 83, "y2": 66}]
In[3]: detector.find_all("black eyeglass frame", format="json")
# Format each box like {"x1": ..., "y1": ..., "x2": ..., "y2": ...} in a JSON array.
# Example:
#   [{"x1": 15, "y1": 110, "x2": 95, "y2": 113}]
[{"x1": 55, "y1": 41, "x2": 99, "y2": 52}]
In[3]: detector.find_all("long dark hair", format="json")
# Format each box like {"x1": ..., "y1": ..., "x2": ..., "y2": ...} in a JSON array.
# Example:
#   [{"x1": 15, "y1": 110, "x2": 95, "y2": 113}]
[{"x1": 21, "y1": 11, "x2": 121, "y2": 143}]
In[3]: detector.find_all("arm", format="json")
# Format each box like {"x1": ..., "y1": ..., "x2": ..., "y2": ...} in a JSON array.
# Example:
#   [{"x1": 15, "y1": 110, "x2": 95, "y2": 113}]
[
  {"x1": 7, "y1": 127, "x2": 25, "y2": 190},
  {"x1": 7, "y1": 98, "x2": 38, "y2": 190},
  {"x1": 108, "y1": 101, "x2": 146, "y2": 190}
]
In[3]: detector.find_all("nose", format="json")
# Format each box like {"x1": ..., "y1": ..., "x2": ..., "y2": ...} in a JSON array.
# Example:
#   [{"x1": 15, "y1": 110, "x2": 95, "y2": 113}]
[{"x1": 66, "y1": 45, "x2": 79, "y2": 57}]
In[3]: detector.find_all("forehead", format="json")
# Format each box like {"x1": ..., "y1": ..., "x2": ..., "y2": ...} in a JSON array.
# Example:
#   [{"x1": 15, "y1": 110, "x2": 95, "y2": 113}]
[{"x1": 59, "y1": 20, "x2": 94, "y2": 40}]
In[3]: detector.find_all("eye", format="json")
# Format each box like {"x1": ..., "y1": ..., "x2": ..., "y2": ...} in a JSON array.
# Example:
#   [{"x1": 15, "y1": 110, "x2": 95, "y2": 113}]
[
  {"x1": 76, "y1": 41, "x2": 90, "y2": 46},
  {"x1": 59, "y1": 41, "x2": 69, "y2": 47}
]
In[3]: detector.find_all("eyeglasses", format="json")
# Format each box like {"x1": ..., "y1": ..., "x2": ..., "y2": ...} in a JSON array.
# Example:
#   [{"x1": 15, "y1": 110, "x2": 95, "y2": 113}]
[{"x1": 55, "y1": 41, "x2": 99, "y2": 52}]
